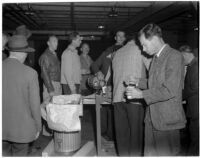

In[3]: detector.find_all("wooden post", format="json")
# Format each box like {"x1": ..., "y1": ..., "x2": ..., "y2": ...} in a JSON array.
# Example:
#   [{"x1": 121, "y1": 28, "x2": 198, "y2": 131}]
[{"x1": 95, "y1": 94, "x2": 102, "y2": 156}]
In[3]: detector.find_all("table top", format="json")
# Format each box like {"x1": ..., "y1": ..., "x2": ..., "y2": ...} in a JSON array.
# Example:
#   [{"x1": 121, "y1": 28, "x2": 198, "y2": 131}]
[{"x1": 82, "y1": 94, "x2": 111, "y2": 105}]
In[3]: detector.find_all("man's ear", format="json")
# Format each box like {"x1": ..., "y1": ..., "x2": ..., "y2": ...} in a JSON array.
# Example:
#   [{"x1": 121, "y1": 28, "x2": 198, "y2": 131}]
[
  {"x1": 150, "y1": 36, "x2": 158, "y2": 45},
  {"x1": 47, "y1": 41, "x2": 50, "y2": 46},
  {"x1": 114, "y1": 36, "x2": 117, "y2": 41}
]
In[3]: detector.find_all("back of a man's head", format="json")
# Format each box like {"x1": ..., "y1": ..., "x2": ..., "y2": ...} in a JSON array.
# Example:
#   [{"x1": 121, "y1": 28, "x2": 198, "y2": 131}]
[
  {"x1": 138, "y1": 23, "x2": 162, "y2": 40},
  {"x1": 69, "y1": 32, "x2": 79, "y2": 43}
]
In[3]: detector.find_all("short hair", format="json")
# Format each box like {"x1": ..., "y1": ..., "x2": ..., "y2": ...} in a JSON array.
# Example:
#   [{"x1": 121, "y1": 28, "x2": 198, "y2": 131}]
[
  {"x1": 138, "y1": 23, "x2": 162, "y2": 40},
  {"x1": 126, "y1": 33, "x2": 136, "y2": 42},
  {"x1": 179, "y1": 45, "x2": 198, "y2": 57},
  {"x1": 69, "y1": 32, "x2": 79, "y2": 43},
  {"x1": 48, "y1": 34, "x2": 57, "y2": 41},
  {"x1": 80, "y1": 42, "x2": 89, "y2": 48},
  {"x1": 179, "y1": 45, "x2": 192, "y2": 52},
  {"x1": 115, "y1": 30, "x2": 126, "y2": 37}
]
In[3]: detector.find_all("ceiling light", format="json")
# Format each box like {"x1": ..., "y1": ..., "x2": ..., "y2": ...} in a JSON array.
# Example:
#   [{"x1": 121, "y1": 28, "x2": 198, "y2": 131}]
[
  {"x1": 108, "y1": 7, "x2": 118, "y2": 17},
  {"x1": 24, "y1": 11, "x2": 35, "y2": 16},
  {"x1": 98, "y1": 25, "x2": 105, "y2": 29},
  {"x1": 24, "y1": 4, "x2": 35, "y2": 16}
]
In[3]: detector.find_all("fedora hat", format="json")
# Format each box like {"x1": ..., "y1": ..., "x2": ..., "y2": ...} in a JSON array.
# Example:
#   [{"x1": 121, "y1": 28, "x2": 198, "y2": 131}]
[
  {"x1": 8, "y1": 35, "x2": 35, "y2": 53},
  {"x1": 13, "y1": 25, "x2": 32, "y2": 39}
]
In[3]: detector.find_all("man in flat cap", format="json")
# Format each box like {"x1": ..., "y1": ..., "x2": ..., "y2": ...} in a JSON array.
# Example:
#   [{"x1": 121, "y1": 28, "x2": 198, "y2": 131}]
[{"x1": 2, "y1": 35, "x2": 41, "y2": 156}]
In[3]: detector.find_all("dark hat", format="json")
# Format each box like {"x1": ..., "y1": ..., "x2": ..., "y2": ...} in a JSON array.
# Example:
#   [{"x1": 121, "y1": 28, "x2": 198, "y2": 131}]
[
  {"x1": 8, "y1": 35, "x2": 35, "y2": 53},
  {"x1": 13, "y1": 25, "x2": 32, "y2": 39}
]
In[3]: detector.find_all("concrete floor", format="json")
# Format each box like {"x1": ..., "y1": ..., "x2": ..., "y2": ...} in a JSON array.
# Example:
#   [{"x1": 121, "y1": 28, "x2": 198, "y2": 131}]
[
  {"x1": 20, "y1": 105, "x2": 191, "y2": 156},
  {"x1": 28, "y1": 105, "x2": 117, "y2": 156}
]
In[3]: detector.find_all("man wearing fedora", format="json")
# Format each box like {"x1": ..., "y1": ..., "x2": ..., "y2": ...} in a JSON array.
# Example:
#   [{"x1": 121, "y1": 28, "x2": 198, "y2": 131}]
[{"x1": 2, "y1": 35, "x2": 41, "y2": 156}]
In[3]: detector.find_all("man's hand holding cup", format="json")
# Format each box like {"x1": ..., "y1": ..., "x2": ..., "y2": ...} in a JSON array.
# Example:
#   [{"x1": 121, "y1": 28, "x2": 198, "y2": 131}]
[
  {"x1": 124, "y1": 75, "x2": 140, "y2": 87},
  {"x1": 125, "y1": 86, "x2": 143, "y2": 99}
]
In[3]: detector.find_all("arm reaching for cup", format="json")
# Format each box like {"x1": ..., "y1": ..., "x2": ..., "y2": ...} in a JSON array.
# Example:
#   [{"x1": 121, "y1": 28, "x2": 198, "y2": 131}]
[{"x1": 96, "y1": 71, "x2": 105, "y2": 80}]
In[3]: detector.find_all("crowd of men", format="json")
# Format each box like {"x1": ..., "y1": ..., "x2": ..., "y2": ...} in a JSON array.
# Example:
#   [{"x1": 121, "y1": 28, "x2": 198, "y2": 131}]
[{"x1": 2, "y1": 23, "x2": 199, "y2": 156}]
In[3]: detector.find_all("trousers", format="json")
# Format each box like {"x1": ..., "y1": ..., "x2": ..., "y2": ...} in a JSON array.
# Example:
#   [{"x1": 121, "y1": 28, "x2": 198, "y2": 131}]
[
  {"x1": 42, "y1": 81, "x2": 62, "y2": 136},
  {"x1": 3, "y1": 140, "x2": 29, "y2": 156},
  {"x1": 144, "y1": 109, "x2": 180, "y2": 156},
  {"x1": 187, "y1": 118, "x2": 199, "y2": 156},
  {"x1": 114, "y1": 101, "x2": 144, "y2": 156}
]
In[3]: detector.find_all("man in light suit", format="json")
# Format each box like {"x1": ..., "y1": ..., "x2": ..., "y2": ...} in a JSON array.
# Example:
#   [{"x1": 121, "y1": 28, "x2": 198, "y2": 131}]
[
  {"x1": 2, "y1": 35, "x2": 41, "y2": 156},
  {"x1": 125, "y1": 23, "x2": 186, "y2": 156}
]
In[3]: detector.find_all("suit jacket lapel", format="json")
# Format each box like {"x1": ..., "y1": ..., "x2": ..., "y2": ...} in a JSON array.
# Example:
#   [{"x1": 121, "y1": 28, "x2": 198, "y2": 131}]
[
  {"x1": 156, "y1": 44, "x2": 171, "y2": 65},
  {"x1": 149, "y1": 44, "x2": 171, "y2": 75}
]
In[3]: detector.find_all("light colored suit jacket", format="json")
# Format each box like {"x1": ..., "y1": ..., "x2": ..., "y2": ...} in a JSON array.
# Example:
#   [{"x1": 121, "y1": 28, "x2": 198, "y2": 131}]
[
  {"x1": 3, "y1": 58, "x2": 41, "y2": 143},
  {"x1": 112, "y1": 40, "x2": 150, "y2": 103},
  {"x1": 142, "y1": 45, "x2": 186, "y2": 130}
]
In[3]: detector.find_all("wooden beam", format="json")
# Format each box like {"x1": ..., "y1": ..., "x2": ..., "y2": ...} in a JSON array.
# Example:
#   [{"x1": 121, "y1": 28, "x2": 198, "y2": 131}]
[
  {"x1": 6, "y1": 11, "x2": 29, "y2": 27},
  {"x1": 4, "y1": 30, "x2": 109, "y2": 36},
  {"x1": 3, "y1": 14, "x2": 21, "y2": 26},
  {"x1": 5, "y1": 6, "x2": 36, "y2": 29},
  {"x1": 15, "y1": 4, "x2": 40, "y2": 29},
  {"x1": 70, "y1": 2, "x2": 76, "y2": 31},
  {"x1": 118, "y1": 2, "x2": 192, "y2": 32},
  {"x1": 114, "y1": 1, "x2": 177, "y2": 31}
]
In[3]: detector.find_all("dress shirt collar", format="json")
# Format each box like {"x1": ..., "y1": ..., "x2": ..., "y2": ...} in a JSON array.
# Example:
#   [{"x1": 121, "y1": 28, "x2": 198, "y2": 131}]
[
  {"x1": 156, "y1": 44, "x2": 167, "y2": 57},
  {"x1": 9, "y1": 55, "x2": 18, "y2": 60},
  {"x1": 48, "y1": 48, "x2": 56, "y2": 56},
  {"x1": 188, "y1": 57, "x2": 197, "y2": 67},
  {"x1": 9, "y1": 55, "x2": 22, "y2": 63}
]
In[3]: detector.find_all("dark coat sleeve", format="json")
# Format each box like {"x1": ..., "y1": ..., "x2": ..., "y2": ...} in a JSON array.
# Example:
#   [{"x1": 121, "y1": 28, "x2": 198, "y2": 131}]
[
  {"x1": 91, "y1": 51, "x2": 105, "y2": 74},
  {"x1": 183, "y1": 60, "x2": 198, "y2": 99},
  {"x1": 91, "y1": 47, "x2": 111, "y2": 74},
  {"x1": 39, "y1": 55, "x2": 54, "y2": 93}
]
